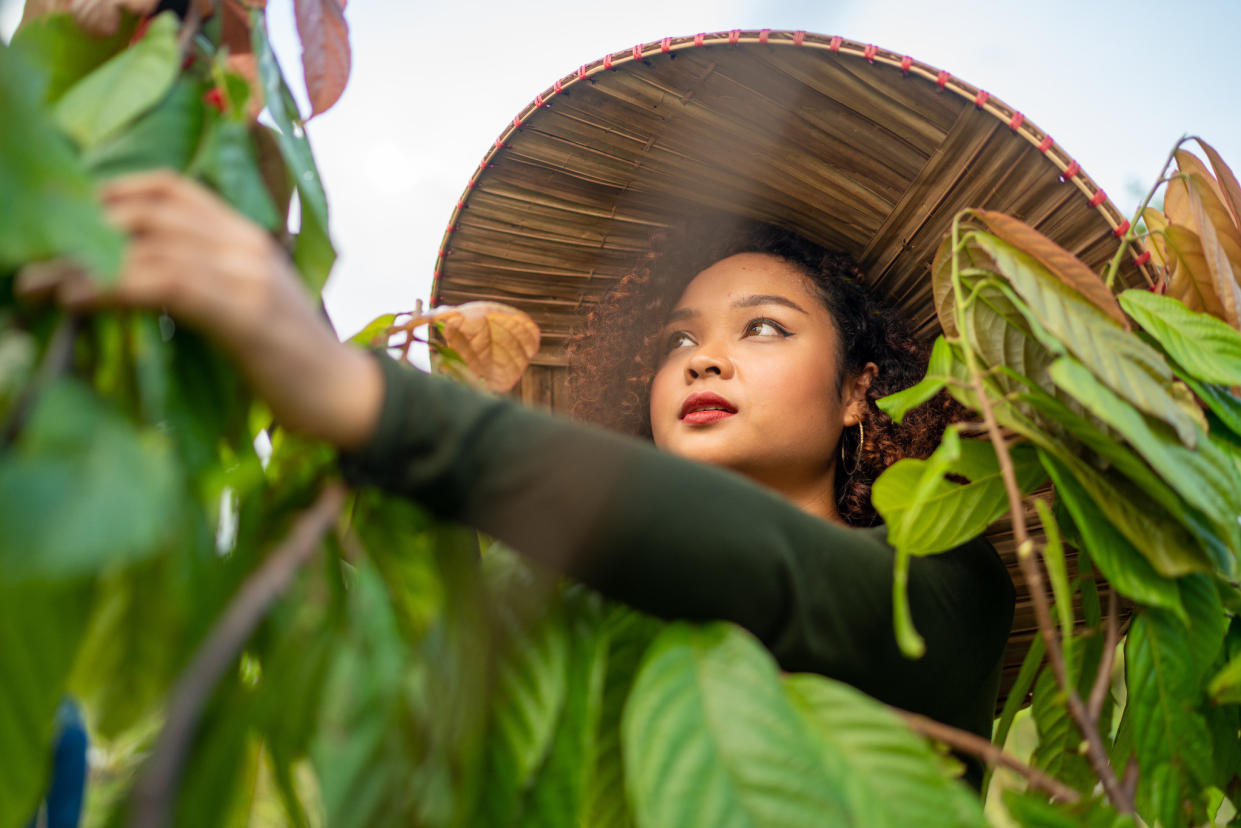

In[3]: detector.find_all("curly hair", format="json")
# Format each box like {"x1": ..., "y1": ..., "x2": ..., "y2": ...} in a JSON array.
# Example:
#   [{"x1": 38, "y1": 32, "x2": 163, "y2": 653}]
[{"x1": 565, "y1": 218, "x2": 963, "y2": 527}]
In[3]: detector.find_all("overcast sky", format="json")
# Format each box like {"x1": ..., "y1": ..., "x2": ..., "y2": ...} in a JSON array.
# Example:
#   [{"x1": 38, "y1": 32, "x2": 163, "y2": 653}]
[{"x1": 5, "y1": 0, "x2": 1240, "y2": 338}]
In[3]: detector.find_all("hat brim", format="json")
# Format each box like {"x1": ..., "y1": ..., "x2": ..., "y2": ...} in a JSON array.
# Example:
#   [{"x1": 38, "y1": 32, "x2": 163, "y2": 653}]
[{"x1": 432, "y1": 30, "x2": 1149, "y2": 366}]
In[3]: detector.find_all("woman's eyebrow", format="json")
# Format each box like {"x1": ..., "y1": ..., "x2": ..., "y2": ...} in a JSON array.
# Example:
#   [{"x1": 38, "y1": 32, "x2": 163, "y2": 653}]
[{"x1": 732, "y1": 294, "x2": 808, "y2": 314}]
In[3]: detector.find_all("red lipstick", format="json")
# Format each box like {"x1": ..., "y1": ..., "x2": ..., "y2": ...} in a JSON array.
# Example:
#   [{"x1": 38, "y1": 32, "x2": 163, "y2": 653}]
[{"x1": 679, "y1": 392, "x2": 738, "y2": 425}]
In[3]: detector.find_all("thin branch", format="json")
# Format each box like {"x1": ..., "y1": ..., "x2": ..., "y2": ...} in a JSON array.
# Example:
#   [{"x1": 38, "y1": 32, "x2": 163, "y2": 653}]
[
  {"x1": 175, "y1": 0, "x2": 210, "y2": 58},
  {"x1": 1103, "y1": 137, "x2": 1185, "y2": 289},
  {"x1": 896, "y1": 709, "x2": 1080, "y2": 803},
  {"x1": 0, "y1": 312, "x2": 80, "y2": 448},
  {"x1": 1088, "y1": 588, "x2": 1119, "y2": 722},
  {"x1": 129, "y1": 482, "x2": 346, "y2": 828}
]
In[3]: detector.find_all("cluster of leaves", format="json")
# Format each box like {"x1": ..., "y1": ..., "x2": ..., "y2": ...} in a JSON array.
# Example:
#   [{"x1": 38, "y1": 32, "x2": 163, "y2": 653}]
[{"x1": 871, "y1": 145, "x2": 1241, "y2": 826}]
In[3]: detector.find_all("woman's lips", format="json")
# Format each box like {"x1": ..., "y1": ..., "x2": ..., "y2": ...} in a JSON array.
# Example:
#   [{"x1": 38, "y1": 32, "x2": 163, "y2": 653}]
[{"x1": 679, "y1": 392, "x2": 738, "y2": 426}]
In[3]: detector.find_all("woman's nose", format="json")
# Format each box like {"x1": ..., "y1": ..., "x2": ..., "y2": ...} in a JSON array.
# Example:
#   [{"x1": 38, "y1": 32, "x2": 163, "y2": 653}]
[{"x1": 686, "y1": 349, "x2": 734, "y2": 380}]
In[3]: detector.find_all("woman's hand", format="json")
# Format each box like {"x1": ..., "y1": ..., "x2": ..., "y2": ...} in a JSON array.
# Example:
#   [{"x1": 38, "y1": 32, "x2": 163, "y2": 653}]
[{"x1": 18, "y1": 171, "x2": 384, "y2": 450}]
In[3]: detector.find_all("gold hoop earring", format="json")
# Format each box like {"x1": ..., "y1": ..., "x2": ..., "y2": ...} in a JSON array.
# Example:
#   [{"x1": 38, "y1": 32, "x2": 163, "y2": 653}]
[{"x1": 840, "y1": 422, "x2": 863, "y2": 478}]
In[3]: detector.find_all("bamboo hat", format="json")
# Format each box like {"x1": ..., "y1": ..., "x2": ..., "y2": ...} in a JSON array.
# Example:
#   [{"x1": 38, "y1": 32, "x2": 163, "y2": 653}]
[
  {"x1": 430, "y1": 30, "x2": 1148, "y2": 708},
  {"x1": 431, "y1": 29, "x2": 1151, "y2": 366}
]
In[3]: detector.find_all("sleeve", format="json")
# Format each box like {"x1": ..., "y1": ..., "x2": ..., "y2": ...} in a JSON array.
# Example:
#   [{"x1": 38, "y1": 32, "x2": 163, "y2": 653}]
[{"x1": 340, "y1": 354, "x2": 1015, "y2": 735}]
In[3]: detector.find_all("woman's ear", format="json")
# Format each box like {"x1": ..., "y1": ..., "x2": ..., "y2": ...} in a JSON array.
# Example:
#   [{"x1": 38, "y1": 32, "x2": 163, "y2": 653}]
[{"x1": 841, "y1": 362, "x2": 878, "y2": 427}]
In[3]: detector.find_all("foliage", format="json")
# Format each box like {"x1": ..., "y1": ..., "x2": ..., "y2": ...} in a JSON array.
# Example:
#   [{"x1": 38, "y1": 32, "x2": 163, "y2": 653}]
[{"x1": 2, "y1": 8, "x2": 1239, "y2": 828}]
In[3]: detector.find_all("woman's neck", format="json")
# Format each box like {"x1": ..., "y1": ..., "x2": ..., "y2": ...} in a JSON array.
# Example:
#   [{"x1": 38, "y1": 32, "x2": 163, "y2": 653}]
[{"x1": 744, "y1": 465, "x2": 843, "y2": 524}]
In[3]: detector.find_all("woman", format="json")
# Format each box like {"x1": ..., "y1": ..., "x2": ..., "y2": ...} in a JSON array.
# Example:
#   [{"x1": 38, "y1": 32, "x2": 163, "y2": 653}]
[{"x1": 23, "y1": 31, "x2": 1146, "y2": 792}]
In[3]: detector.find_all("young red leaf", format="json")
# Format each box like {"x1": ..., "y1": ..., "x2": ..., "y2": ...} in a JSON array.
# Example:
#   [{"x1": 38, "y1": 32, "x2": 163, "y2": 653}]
[
  {"x1": 405, "y1": 302, "x2": 541, "y2": 393},
  {"x1": 294, "y1": 0, "x2": 350, "y2": 118}
]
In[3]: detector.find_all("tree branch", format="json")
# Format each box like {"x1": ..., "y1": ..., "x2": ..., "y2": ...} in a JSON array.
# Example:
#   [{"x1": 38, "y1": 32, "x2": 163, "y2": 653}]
[
  {"x1": 1088, "y1": 588, "x2": 1119, "y2": 722},
  {"x1": 129, "y1": 482, "x2": 346, "y2": 828},
  {"x1": 896, "y1": 708, "x2": 1081, "y2": 803},
  {"x1": 0, "y1": 312, "x2": 80, "y2": 448}
]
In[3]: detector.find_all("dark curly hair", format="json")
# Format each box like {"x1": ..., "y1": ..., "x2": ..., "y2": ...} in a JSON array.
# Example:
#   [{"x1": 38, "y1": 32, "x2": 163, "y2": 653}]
[{"x1": 565, "y1": 218, "x2": 963, "y2": 526}]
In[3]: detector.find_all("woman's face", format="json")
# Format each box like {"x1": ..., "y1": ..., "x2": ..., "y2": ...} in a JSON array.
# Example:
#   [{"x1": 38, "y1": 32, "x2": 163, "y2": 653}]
[{"x1": 649, "y1": 253, "x2": 870, "y2": 498}]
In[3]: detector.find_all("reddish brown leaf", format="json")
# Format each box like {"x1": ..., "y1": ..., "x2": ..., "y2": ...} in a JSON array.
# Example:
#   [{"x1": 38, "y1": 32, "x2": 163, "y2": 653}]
[
  {"x1": 969, "y1": 209, "x2": 1129, "y2": 328},
  {"x1": 1175, "y1": 151, "x2": 1233, "y2": 225},
  {"x1": 1142, "y1": 208, "x2": 1174, "y2": 271},
  {"x1": 294, "y1": 0, "x2": 350, "y2": 118},
  {"x1": 1192, "y1": 140, "x2": 1241, "y2": 231},
  {"x1": 407, "y1": 302, "x2": 541, "y2": 393},
  {"x1": 1164, "y1": 225, "x2": 1220, "y2": 315},
  {"x1": 1183, "y1": 177, "x2": 1241, "y2": 328}
]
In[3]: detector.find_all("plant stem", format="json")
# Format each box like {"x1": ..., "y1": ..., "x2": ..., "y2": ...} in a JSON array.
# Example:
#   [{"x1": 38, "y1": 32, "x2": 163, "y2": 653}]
[
  {"x1": 896, "y1": 709, "x2": 1080, "y2": 803},
  {"x1": 1103, "y1": 138, "x2": 1186, "y2": 289},
  {"x1": 949, "y1": 215, "x2": 1134, "y2": 813},
  {"x1": 129, "y1": 482, "x2": 346, "y2": 828},
  {"x1": 0, "y1": 312, "x2": 79, "y2": 448},
  {"x1": 1088, "y1": 588, "x2": 1119, "y2": 722}
]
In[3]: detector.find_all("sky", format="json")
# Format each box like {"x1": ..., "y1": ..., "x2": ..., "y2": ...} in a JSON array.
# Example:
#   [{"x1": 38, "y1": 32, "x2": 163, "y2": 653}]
[{"x1": 4, "y1": 0, "x2": 1240, "y2": 338}]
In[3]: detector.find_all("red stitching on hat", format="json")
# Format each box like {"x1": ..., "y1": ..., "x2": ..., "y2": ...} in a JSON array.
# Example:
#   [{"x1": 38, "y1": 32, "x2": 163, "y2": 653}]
[
  {"x1": 728, "y1": 29, "x2": 741, "y2": 44},
  {"x1": 1089, "y1": 189, "x2": 1107, "y2": 207},
  {"x1": 633, "y1": 44, "x2": 643, "y2": 61},
  {"x1": 494, "y1": 138, "x2": 504, "y2": 149},
  {"x1": 794, "y1": 30, "x2": 805, "y2": 46},
  {"x1": 534, "y1": 93, "x2": 544, "y2": 107},
  {"x1": 604, "y1": 53, "x2": 614, "y2": 70},
  {"x1": 829, "y1": 36, "x2": 842, "y2": 51},
  {"x1": 578, "y1": 65, "x2": 587, "y2": 79},
  {"x1": 456, "y1": 200, "x2": 464, "y2": 209},
  {"x1": 863, "y1": 43, "x2": 877, "y2": 63},
  {"x1": 1114, "y1": 219, "x2": 1131, "y2": 237},
  {"x1": 900, "y1": 55, "x2": 913, "y2": 74},
  {"x1": 694, "y1": 32, "x2": 705, "y2": 46},
  {"x1": 973, "y1": 89, "x2": 989, "y2": 108},
  {"x1": 512, "y1": 115, "x2": 522, "y2": 128},
  {"x1": 759, "y1": 29, "x2": 770, "y2": 43},
  {"x1": 1037, "y1": 135, "x2": 1054, "y2": 153},
  {"x1": 661, "y1": 37, "x2": 672, "y2": 52},
  {"x1": 554, "y1": 78, "x2": 563, "y2": 94},
  {"x1": 1008, "y1": 111, "x2": 1024, "y2": 130},
  {"x1": 466, "y1": 180, "x2": 475, "y2": 189},
  {"x1": 1060, "y1": 160, "x2": 1080, "y2": 181},
  {"x1": 936, "y1": 70, "x2": 950, "y2": 90},
  {"x1": 1134, "y1": 250, "x2": 1152, "y2": 267}
]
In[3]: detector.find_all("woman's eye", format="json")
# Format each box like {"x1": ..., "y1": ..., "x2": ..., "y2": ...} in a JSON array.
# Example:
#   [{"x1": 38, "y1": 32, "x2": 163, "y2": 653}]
[
  {"x1": 664, "y1": 331, "x2": 694, "y2": 352},
  {"x1": 744, "y1": 318, "x2": 789, "y2": 337}
]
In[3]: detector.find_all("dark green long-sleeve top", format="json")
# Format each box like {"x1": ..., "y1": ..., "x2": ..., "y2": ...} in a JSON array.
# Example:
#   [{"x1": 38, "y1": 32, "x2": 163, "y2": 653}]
[{"x1": 341, "y1": 356, "x2": 1015, "y2": 781}]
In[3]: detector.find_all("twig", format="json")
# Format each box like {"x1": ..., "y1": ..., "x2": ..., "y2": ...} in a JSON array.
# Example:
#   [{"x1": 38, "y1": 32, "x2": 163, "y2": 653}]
[
  {"x1": 896, "y1": 709, "x2": 1081, "y2": 803},
  {"x1": 129, "y1": 482, "x2": 346, "y2": 828},
  {"x1": 175, "y1": 0, "x2": 209, "y2": 58},
  {"x1": 1088, "y1": 588, "x2": 1119, "y2": 722},
  {"x1": 1103, "y1": 137, "x2": 1186, "y2": 289},
  {"x1": 0, "y1": 313, "x2": 80, "y2": 448}
]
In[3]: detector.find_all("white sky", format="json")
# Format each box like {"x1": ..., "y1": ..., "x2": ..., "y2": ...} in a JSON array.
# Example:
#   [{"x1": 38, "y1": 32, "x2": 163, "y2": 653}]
[{"x1": 5, "y1": 0, "x2": 1241, "y2": 338}]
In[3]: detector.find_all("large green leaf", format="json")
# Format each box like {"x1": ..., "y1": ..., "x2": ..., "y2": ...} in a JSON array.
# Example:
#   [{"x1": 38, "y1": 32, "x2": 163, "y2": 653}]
[
  {"x1": 876, "y1": 335, "x2": 954, "y2": 423},
  {"x1": 1123, "y1": 576, "x2": 1226, "y2": 800},
  {"x1": 0, "y1": 42, "x2": 124, "y2": 277},
  {"x1": 0, "y1": 579, "x2": 94, "y2": 828},
  {"x1": 52, "y1": 12, "x2": 179, "y2": 149},
  {"x1": 970, "y1": 231, "x2": 1200, "y2": 447},
  {"x1": 783, "y1": 673, "x2": 986, "y2": 828},
  {"x1": 1003, "y1": 791, "x2": 1136, "y2": 828},
  {"x1": 0, "y1": 379, "x2": 182, "y2": 580},
  {"x1": 8, "y1": 12, "x2": 136, "y2": 103},
  {"x1": 1030, "y1": 629, "x2": 1108, "y2": 793},
  {"x1": 1049, "y1": 356, "x2": 1236, "y2": 572},
  {"x1": 622, "y1": 623, "x2": 851, "y2": 828},
  {"x1": 1039, "y1": 452, "x2": 1185, "y2": 619},
  {"x1": 194, "y1": 118, "x2": 281, "y2": 231},
  {"x1": 584, "y1": 606, "x2": 661, "y2": 828},
  {"x1": 518, "y1": 591, "x2": 609, "y2": 828},
  {"x1": 1120, "y1": 290, "x2": 1241, "y2": 386},
  {"x1": 474, "y1": 598, "x2": 570, "y2": 824}
]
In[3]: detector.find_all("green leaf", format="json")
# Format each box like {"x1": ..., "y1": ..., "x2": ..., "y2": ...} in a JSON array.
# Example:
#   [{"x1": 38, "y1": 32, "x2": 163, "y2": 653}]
[
  {"x1": 518, "y1": 593, "x2": 609, "y2": 828},
  {"x1": 9, "y1": 12, "x2": 136, "y2": 103},
  {"x1": 1002, "y1": 791, "x2": 1136, "y2": 828},
  {"x1": 622, "y1": 623, "x2": 851, "y2": 828},
  {"x1": 0, "y1": 379, "x2": 182, "y2": 580},
  {"x1": 1178, "y1": 371, "x2": 1241, "y2": 438},
  {"x1": 874, "y1": 430, "x2": 1045, "y2": 557},
  {"x1": 1123, "y1": 577, "x2": 1226, "y2": 798},
  {"x1": 52, "y1": 12, "x2": 179, "y2": 149},
  {"x1": 348, "y1": 313, "x2": 398, "y2": 347},
  {"x1": 84, "y1": 76, "x2": 208, "y2": 178},
  {"x1": 1209, "y1": 651, "x2": 1241, "y2": 704},
  {"x1": 475, "y1": 598, "x2": 570, "y2": 824},
  {"x1": 877, "y1": 335, "x2": 953, "y2": 423},
  {"x1": 971, "y1": 231, "x2": 1200, "y2": 447},
  {"x1": 1120, "y1": 289, "x2": 1241, "y2": 386},
  {"x1": 1030, "y1": 630, "x2": 1107, "y2": 793},
  {"x1": 1049, "y1": 356, "x2": 1235, "y2": 573},
  {"x1": 0, "y1": 42, "x2": 124, "y2": 277},
  {"x1": 1040, "y1": 452, "x2": 1186, "y2": 619},
  {"x1": 784, "y1": 673, "x2": 986, "y2": 828},
  {"x1": 0, "y1": 579, "x2": 94, "y2": 828},
  {"x1": 195, "y1": 118, "x2": 280, "y2": 231}
]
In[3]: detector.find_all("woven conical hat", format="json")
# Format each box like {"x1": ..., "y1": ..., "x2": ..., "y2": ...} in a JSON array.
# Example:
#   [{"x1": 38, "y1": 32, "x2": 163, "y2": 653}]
[{"x1": 431, "y1": 30, "x2": 1150, "y2": 710}]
